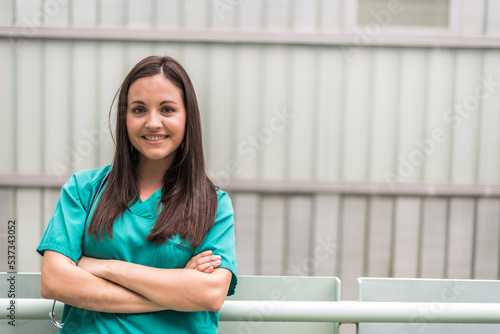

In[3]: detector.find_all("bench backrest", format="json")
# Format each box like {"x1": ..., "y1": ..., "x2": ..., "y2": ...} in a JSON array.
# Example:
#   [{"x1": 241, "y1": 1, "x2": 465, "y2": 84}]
[
  {"x1": 218, "y1": 275, "x2": 341, "y2": 334},
  {"x1": 1, "y1": 273, "x2": 59, "y2": 333},
  {"x1": 357, "y1": 277, "x2": 500, "y2": 334}
]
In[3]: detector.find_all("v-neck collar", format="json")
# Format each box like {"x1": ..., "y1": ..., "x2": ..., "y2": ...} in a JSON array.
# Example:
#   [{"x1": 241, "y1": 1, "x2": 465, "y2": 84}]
[{"x1": 128, "y1": 189, "x2": 162, "y2": 218}]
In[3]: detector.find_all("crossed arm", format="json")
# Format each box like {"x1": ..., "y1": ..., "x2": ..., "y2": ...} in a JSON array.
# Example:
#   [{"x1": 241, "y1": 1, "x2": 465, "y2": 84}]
[{"x1": 40, "y1": 250, "x2": 232, "y2": 313}]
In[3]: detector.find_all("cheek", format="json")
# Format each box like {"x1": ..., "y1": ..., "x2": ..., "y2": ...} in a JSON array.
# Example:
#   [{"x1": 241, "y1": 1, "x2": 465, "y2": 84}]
[
  {"x1": 179, "y1": 114, "x2": 187, "y2": 137},
  {"x1": 126, "y1": 116, "x2": 138, "y2": 137},
  {"x1": 179, "y1": 119, "x2": 186, "y2": 137}
]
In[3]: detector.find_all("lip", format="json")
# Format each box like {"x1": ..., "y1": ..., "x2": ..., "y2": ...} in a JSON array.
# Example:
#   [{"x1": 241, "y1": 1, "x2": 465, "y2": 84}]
[{"x1": 142, "y1": 134, "x2": 169, "y2": 143}]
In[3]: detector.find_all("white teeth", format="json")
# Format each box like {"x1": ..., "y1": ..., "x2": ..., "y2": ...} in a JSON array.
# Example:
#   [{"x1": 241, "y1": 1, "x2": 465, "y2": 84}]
[{"x1": 144, "y1": 135, "x2": 167, "y2": 141}]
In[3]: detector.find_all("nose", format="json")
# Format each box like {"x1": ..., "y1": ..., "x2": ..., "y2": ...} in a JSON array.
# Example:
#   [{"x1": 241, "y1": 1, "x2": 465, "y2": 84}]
[{"x1": 145, "y1": 110, "x2": 162, "y2": 129}]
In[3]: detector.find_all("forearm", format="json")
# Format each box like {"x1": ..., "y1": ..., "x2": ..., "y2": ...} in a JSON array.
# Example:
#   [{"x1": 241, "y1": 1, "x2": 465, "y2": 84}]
[
  {"x1": 102, "y1": 260, "x2": 231, "y2": 312},
  {"x1": 41, "y1": 251, "x2": 166, "y2": 313}
]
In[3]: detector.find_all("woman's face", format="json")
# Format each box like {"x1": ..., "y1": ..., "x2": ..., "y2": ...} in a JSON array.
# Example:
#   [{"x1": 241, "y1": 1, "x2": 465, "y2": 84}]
[{"x1": 126, "y1": 73, "x2": 186, "y2": 169}]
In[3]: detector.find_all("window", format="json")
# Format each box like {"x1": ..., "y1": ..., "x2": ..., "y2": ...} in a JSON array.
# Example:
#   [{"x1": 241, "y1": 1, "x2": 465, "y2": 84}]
[
  {"x1": 358, "y1": 0, "x2": 450, "y2": 28},
  {"x1": 345, "y1": 0, "x2": 460, "y2": 34}
]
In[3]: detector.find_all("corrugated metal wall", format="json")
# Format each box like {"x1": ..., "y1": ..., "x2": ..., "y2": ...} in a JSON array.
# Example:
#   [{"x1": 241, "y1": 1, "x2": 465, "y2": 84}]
[{"x1": 1, "y1": 0, "x2": 500, "y2": 300}]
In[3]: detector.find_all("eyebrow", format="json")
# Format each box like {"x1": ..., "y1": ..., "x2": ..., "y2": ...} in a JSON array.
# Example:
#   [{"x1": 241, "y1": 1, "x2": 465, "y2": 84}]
[{"x1": 129, "y1": 100, "x2": 178, "y2": 105}]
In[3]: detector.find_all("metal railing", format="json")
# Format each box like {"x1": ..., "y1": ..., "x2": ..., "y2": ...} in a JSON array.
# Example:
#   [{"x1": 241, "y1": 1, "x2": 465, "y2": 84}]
[
  {"x1": 1, "y1": 298, "x2": 500, "y2": 324},
  {"x1": 2, "y1": 273, "x2": 500, "y2": 334}
]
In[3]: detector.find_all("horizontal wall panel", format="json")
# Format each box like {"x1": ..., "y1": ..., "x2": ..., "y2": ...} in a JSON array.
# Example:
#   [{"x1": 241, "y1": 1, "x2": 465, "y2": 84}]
[
  {"x1": 0, "y1": 0, "x2": 13, "y2": 24},
  {"x1": 44, "y1": 41, "x2": 70, "y2": 175},
  {"x1": 420, "y1": 198, "x2": 448, "y2": 278},
  {"x1": 260, "y1": 45, "x2": 289, "y2": 180},
  {"x1": 486, "y1": 1, "x2": 500, "y2": 36},
  {"x1": 127, "y1": 0, "x2": 151, "y2": 29},
  {"x1": 474, "y1": 198, "x2": 500, "y2": 279},
  {"x1": 339, "y1": 196, "x2": 367, "y2": 300},
  {"x1": 16, "y1": 189, "x2": 42, "y2": 272},
  {"x1": 260, "y1": 196, "x2": 286, "y2": 275},
  {"x1": 73, "y1": 42, "x2": 99, "y2": 172},
  {"x1": 477, "y1": 50, "x2": 500, "y2": 183},
  {"x1": 3, "y1": 184, "x2": 500, "y2": 301},
  {"x1": 313, "y1": 195, "x2": 339, "y2": 277},
  {"x1": 100, "y1": 0, "x2": 125, "y2": 27},
  {"x1": 369, "y1": 48, "x2": 399, "y2": 182},
  {"x1": 315, "y1": 47, "x2": 343, "y2": 181},
  {"x1": 393, "y1": 197, "x2": 420, "y2": 277},
  {"x1": 0, "y1": 40, "x2": 15, "y2": 173},
  {"x1": 366, "y1": 196, "x2": 393, "y2": 277},
  {"x1": 237, "y1": 0, "x2": 263, "y2": 30},
  {"x1": 155, "y1": 0, "x2": 181, "y2": 30},
  {"x1": 16, "y1": 40, "x2": 42, "y2": 174},
  {"x1": 393, "y1": 48, "x2": 428, "y2": 184},
  {"x1": 231, "y1": 45, "x2": 263, "y2": 181},
  {"x1": 292, "y1": 0, "x2": 318, "y2": 32},
  {"x1": 423, "y1": 48, "x2": 455, "y2": 183},
  {"x1": 2, "y1": 0, "x2": 496, "y2": 38},
  {"x1": 206, "y1": 44, "x2": 235, "y2": 179},
  {"x1": 450, "y1": 50, "x2": 483, "y2": 184},
  {"x1": 447, "y1": 198, "x2": 475, "y2": 278},
  {"x1": 288, "y1": 46, "x2": 316, "y2": 180},
  {"x1": 231, "y1": 193, "x2": 259, "y2": 275},
  {"x1": 72, "y1": 0, "x2": 98, "y2": 27},
  {"x1": 342, "y1": 48, "x2": 371, "y2": 181},
  {"x1": 286, "y1": 196, "x2": 313, "y2": 275},
  {"x1": 0, "y1": 37, "x2": 498, "y2": 185}
]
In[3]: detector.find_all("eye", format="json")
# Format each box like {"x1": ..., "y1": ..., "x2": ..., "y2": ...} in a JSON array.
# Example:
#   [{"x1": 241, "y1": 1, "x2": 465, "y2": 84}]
[
  {"x1": 161, "y1": 107, "x2": 175, "y2": 114},
  {"x1": 131, "y1": 107, "x2": 146, "y2": 114}
]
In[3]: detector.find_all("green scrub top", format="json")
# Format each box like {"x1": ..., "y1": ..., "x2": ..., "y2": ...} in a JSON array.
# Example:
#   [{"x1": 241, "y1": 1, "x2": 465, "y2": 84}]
[{"x1": 37, "y1": 165, "x2": 238, "y2": 334}]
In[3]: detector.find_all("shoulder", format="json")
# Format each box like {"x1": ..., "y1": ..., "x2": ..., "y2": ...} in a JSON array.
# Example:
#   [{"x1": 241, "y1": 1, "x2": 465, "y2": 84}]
[
  {"x1": 62, "y1": 165, "x2": 112, "y2": 202},
  {"x1": 216, "y1": 188, "x2": 232, "y2": 206},
  {"x1": 215, "y1": 188, "x2": 234, "y2": 219},
  {"x1": 67, "y1": 165, "x2": 111, "y2": 189},
  {"x1": 72, "y1": 165, "x2": 111, "y2": 182}
]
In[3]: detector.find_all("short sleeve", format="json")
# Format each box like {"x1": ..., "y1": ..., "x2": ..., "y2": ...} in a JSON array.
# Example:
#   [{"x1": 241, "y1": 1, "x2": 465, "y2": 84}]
[
  {"x1": 194, "y1": 190, "x2": 238, "y2": 296},
  {"x1": 37, "y1": 166, "x2": 110, "y2": 264}
]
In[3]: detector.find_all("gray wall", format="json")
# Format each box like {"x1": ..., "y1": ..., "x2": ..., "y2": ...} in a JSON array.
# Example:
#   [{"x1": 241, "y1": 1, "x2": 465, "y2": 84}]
[{"x1": 1, "y1": 0, "x2": 500, "y2": 300}]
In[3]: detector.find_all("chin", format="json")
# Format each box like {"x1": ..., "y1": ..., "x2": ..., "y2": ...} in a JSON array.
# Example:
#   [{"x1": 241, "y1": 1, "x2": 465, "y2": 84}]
[{"x1": 139, "y1": 151, "x2": 178, "y2": 163}]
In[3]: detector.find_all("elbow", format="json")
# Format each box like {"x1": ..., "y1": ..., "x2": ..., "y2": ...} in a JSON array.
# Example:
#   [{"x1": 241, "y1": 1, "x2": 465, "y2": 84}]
[
  {"x1": 204, "y1": 287, "x2": 227, "y2": 312},
  {"x1": 200, "y1": 269, "x2": 232, "y2": 312},
  {"x1": 40, "y1": 266, "x2": 62, "y2": 301},
  {"x1": 40, "y1": 251, "x2": 77, "y2": 301},
  {"x1": 206, "y1": 298, "x2": 225, "y2": 313},
  {"x1": 40, "y1": 276, "x2": 56, "y2": 300}
]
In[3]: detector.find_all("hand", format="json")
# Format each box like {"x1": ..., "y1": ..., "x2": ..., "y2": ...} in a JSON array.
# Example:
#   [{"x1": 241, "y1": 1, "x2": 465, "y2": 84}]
[
  {"x1": 77, "y1": 255, "x2": 108, "y2": 278},
  {"x1": 184, "y1": 250, "x2": 221, "y2": 274}
]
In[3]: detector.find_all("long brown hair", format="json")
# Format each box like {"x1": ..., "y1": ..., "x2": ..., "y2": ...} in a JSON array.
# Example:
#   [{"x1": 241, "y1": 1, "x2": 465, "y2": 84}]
[{"x1": 88, "y1": 55, "x2": 218, "y2": 248}]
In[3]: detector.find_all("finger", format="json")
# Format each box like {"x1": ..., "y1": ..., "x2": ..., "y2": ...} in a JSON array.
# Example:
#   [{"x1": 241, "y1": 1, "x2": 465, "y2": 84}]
[
  {"x1": 192, "y1": 250, "x2": 213, "y2": 260},
  {"x1": 193, "y1": 262, "x2": 213, "y2": 272},
  {"x1": 187, "y1": 254, "x2": 221, "y2": 269},
  {"x1": 194, "y1": 260, "x2": 221, "y2": 273},
  {"x1": 203, "y1": 266, "x2": 214, "y2": 274},
  {"x1": 184, "y1": 251, "x2": 212, "y2": 269}
]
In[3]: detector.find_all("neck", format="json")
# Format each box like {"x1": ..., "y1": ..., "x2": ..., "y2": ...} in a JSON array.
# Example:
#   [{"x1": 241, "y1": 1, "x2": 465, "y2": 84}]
[{"x1": 136, "y1": 157, "x2": 172, "y2": 191}]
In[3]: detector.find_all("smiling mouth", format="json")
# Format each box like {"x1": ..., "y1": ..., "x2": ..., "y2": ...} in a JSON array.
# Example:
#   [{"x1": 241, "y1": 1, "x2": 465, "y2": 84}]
[{"x1": 143, "y1": 135, "x2": 168, "y2": 141}]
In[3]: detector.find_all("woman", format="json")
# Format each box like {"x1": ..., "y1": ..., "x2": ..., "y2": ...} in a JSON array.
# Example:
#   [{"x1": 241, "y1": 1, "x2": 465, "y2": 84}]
[{"x1": 37, "y1": 55, "x2": 237, "y2": 333}]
